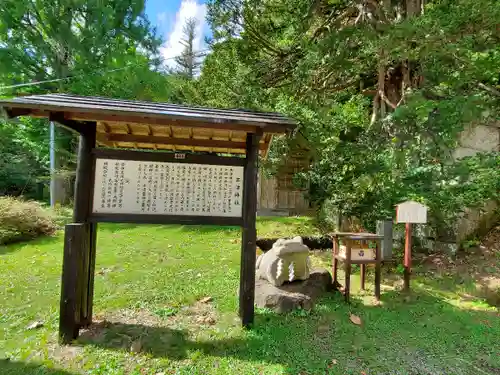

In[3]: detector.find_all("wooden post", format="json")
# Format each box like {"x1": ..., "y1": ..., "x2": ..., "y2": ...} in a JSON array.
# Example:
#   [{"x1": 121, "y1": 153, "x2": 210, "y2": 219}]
[
  {"x1": 360, "y1": 264, "x2": 366, "y2": 290},
  {"x1": 374, "y1": 241, "x2": 381, "y2": 300},
  {"x1": 332, "y1": 237, "x2": 339, "y2": 286},
  {"x1": 239, "y1": 131, "x2": 261, "y2": 327},
  {"x1": 403, "y1": 223, "x2": 412, "y2": 292},
  {"x1": 73, "y1": 123, "x2": 96, "y2": 223},
  {"x1": 83, "y1": 222, "x2": 98, "y2": 326},
  {"x1": 71, "y1": 122, "x2": 96, "y2": 327},
  {"x1": 59, "y1": 223, "x2": 88, "y2": 344},
  {"x1": 344, "y1": 239, "x2": 352, "y2": 302}
]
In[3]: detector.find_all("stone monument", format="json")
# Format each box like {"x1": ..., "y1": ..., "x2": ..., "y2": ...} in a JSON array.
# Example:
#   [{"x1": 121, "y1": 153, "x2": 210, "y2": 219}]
[
  {"x1": 254, "y1": 236, "x2": 332, "y2": 313},
  {"x1": 256, "y1": 236, "x2": 311, "y2": 286}
]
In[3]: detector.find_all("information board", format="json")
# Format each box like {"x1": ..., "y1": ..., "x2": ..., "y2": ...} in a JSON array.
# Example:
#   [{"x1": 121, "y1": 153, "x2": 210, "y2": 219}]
[
  {"x1": 92, "y1": 158, "x2": 244, "y2": 217},
  {"x1": 396, "y1": 200, "x2": 428, "y2": 224}
]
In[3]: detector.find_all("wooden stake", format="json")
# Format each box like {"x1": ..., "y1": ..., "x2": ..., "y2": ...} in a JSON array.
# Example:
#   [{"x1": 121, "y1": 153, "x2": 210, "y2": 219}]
[{"x1": 403, "y1": 223, "x2": 412, "y2": 292}]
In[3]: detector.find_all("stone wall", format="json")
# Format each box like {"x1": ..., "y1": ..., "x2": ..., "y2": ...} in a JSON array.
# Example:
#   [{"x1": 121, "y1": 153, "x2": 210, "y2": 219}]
[
  {"x1": 453, "y1": 122, "x2": 500, "y2": 159},
  {"x1": 452, "y1": 121, "x2": 499, "y2": 244}
]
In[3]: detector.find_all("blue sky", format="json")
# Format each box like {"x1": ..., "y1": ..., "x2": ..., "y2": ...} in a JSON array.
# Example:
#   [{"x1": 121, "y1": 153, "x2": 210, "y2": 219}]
[{"x1": 145, "y1": 0, "x2": 209, "y2": 68}]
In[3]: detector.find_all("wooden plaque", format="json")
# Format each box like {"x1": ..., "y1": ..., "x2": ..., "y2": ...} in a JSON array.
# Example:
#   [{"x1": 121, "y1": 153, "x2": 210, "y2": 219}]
[
  {"x1": 92, "y1": 158, "x2": 244, "y2": 218},
  {"x1": 396, "y1": 201, "x2": 428, "y2": 224}
]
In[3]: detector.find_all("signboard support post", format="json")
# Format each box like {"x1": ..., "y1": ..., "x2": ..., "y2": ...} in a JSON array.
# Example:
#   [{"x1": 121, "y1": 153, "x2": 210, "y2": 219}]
[
  {"x1": 59, "y1": 223, "x2": 88, "y2": 344},
  {"x1": 239, "y1": 132, "x2": 261, "y2": 327},
  {"x1": 59, "y1": 123, "x2": 96, "y2": 343},
  {"x1": 404, "y1": 223, "x2": 412, "y2": 292}
]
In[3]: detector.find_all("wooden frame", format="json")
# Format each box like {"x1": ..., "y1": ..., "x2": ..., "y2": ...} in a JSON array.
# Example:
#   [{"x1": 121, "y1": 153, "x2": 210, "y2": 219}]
[
  {"x1": 58, "y1": 129, "x2": 263, "y2": 343},
  {"x1": 92, "y1": 148, "x2": 246, "y2": 166}
]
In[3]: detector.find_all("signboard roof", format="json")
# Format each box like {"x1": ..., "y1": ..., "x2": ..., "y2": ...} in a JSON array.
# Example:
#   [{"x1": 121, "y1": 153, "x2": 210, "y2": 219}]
[{"x1": 0, "y1": 94, "x2": 295, "y2": 156}]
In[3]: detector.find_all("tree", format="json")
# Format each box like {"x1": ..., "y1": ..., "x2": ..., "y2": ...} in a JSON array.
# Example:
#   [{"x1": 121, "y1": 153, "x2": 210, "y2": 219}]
[
  {"x1": 0, "y1": 0, "x2": 161, "y2": 92},
  {"x1": 203, "y1": 0, "x2": 500, "y2": 234},
  {"x1": 0, "y1": 0, "x2": 163, "y2": 202},
  {"x1": 174, "y1": 17, "x2": 203, "y2": 79}
]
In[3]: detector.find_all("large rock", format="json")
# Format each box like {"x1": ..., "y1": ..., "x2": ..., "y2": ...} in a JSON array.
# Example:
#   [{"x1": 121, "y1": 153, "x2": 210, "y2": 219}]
[{"x1": 254, "y1": 269, "x2": 332, "y2": 313}]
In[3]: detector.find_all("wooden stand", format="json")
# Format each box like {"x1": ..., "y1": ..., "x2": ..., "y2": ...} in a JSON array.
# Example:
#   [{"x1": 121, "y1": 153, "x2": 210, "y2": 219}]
[{"x1": 331, "y1": 232, "x2": 383, "y2": 303}]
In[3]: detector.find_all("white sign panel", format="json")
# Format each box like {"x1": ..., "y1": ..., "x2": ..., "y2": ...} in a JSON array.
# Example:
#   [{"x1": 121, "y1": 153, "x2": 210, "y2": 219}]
[
  {"x1": 92, "y1": 158, "x2": 244, "y2": 217},
  {"x1": 396, "y1": 201, "x2": 428, "y2": 224}
]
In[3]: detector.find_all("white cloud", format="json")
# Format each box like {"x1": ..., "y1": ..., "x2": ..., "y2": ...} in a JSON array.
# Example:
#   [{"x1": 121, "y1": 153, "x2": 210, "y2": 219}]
[{"x1": 160, "y1": 0, "x2": 207, "y2": 70}]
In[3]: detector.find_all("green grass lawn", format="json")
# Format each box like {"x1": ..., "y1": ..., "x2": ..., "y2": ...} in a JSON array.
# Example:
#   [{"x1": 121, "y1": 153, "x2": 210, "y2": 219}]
[{"x1": 1, "y1": 217, "x2": 499, "y2": 375}]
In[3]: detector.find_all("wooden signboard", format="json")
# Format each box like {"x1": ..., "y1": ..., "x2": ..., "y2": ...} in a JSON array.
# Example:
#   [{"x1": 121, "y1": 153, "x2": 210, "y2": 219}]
[
  {"x1": 92, "y1": 159, "x2": 244, "y2": 217},
  {"x1": 396, "y1": 201, "x2": 427, "y2": 224},
  {"x1": 0, "y1": 93, "x2": 297, "y2": 344},
  {"x1": 395, "y1": 200, "x2": 428, "y2": 292}
]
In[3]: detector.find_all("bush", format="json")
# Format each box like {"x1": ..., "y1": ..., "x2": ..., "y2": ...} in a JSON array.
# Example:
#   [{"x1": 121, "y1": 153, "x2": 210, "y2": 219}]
[{"x1": 0, "y1": 196, "x2": 57, "y2": 245}]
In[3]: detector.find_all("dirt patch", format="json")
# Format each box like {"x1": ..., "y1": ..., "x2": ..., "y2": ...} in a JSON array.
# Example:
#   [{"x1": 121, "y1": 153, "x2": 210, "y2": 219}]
[
  {"x1": 174, "y1": 300, "x2": 218, "y2": 327},
  {"x1": 416, "y1": 225, "x2": 500, "y2": 307}
]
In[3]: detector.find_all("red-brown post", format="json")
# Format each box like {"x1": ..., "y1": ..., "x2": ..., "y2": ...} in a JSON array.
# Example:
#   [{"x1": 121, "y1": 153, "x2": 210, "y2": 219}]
[{"x1": 403, "y1": 222, "x2": 412, "y2": 292}]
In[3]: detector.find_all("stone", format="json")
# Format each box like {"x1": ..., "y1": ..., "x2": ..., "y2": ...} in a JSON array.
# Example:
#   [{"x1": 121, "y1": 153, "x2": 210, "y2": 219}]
[
  {"x1": 254, "y1": 268, "x2": 332, "y2": 313},
  {"x1": 26, "y1": 321, "x2": 44, "y2": 330},
  {"x1": 256, "y1": 236, "x2": 311, "y2": 287},
  {"x1": 130, "y1": 339, "x2": 142, "y2": 353}
]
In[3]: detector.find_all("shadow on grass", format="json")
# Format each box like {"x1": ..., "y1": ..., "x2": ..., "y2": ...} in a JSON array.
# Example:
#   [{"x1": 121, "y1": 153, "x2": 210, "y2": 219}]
[
  {"x1": 179, "y1": 225, "x2": 241, "y2": 234},
  {"x1": 77, "y1": 290, "x2": 500, "y2": 374},
  {"x1": 0, "y1": 360, "x2": 76, "y2": 375},
  {"x1": 0, "y1": 234, "x2": 61, "y2": 255}
]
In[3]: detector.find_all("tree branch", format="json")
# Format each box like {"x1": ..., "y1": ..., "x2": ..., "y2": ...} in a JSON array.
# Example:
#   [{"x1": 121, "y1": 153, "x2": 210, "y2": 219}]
[{"x1": 478, "y1": 83, "x2": 500, "y2": 97}]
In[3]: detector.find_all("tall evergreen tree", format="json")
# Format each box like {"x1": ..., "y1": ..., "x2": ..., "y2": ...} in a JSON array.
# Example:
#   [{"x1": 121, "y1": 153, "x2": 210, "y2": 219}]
[{"x1": 174, "y1": 17, "x2": 203, "y2": 79}]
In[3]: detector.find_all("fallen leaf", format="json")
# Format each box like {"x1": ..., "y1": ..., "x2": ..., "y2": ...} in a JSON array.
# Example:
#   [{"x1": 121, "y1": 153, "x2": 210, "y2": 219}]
[
  {"x1": 361, "y1": 372, "x2": 367, "y2": 375},
  {"x1": 327, "y1": 359, "x2": 338, "y2": 368},
  {"x1": 167, "y1": 245, "x2": 173, "y2": 248},
  {"x1": 349, "y1": 314, "x2": 362, "y2": 326},
  {"x1": 199, "y1": 296, "x2": 213, "y2": 303},
  {"x1": 26, "y1": 321, "x2": 44, "y2": 330},
  {"x1": 155, "y1": 372, "x2": 165, "y2": 375}
]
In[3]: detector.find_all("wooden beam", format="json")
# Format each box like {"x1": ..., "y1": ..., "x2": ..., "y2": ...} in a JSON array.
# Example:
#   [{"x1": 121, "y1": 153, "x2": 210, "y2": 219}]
[
  {"x1": 239, "y1": 131, "x2": 262, "y2": 328},
  {"x1": 49, "y1": 112, "x2": 92, "y2": 134},
  {"x1": 92, "y1": 148, "x2": 246, "y2": 166},
  {"x1": 66, "y1": 112, "x2": 260, "y2": 133},
  {"x1": 96, "y1": 133, "x2": 268, "y2": 151},
  {"x1": 5, "y1": 107, "x2": 33, "y2": 118},
  {"x1": 90, "y1": 213, "x2": 242, "y2": 226}
]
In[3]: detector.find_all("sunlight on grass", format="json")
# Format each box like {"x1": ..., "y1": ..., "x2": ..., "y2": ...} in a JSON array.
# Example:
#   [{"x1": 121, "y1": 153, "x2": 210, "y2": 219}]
[{"x1": 1, "y1": 217, "x2": 499, "y2": 375}]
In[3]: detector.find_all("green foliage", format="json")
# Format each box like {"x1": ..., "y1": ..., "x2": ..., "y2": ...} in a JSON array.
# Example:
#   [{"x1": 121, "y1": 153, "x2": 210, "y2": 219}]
[
  {"x1": 0, "y1": 196, "x2": 57, "y2": 244},
  {"x1": 0, "y1": 0, "x2": 184, "y2": 203},
  {"x1": 203, "y1": 0, "x2": 500, "y2": 234}
]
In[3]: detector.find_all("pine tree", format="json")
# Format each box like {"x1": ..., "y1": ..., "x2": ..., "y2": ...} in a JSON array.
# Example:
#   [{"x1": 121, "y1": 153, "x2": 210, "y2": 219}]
[{"x1": 174, "y1": 17, "x2": 203, "y2": 79}]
